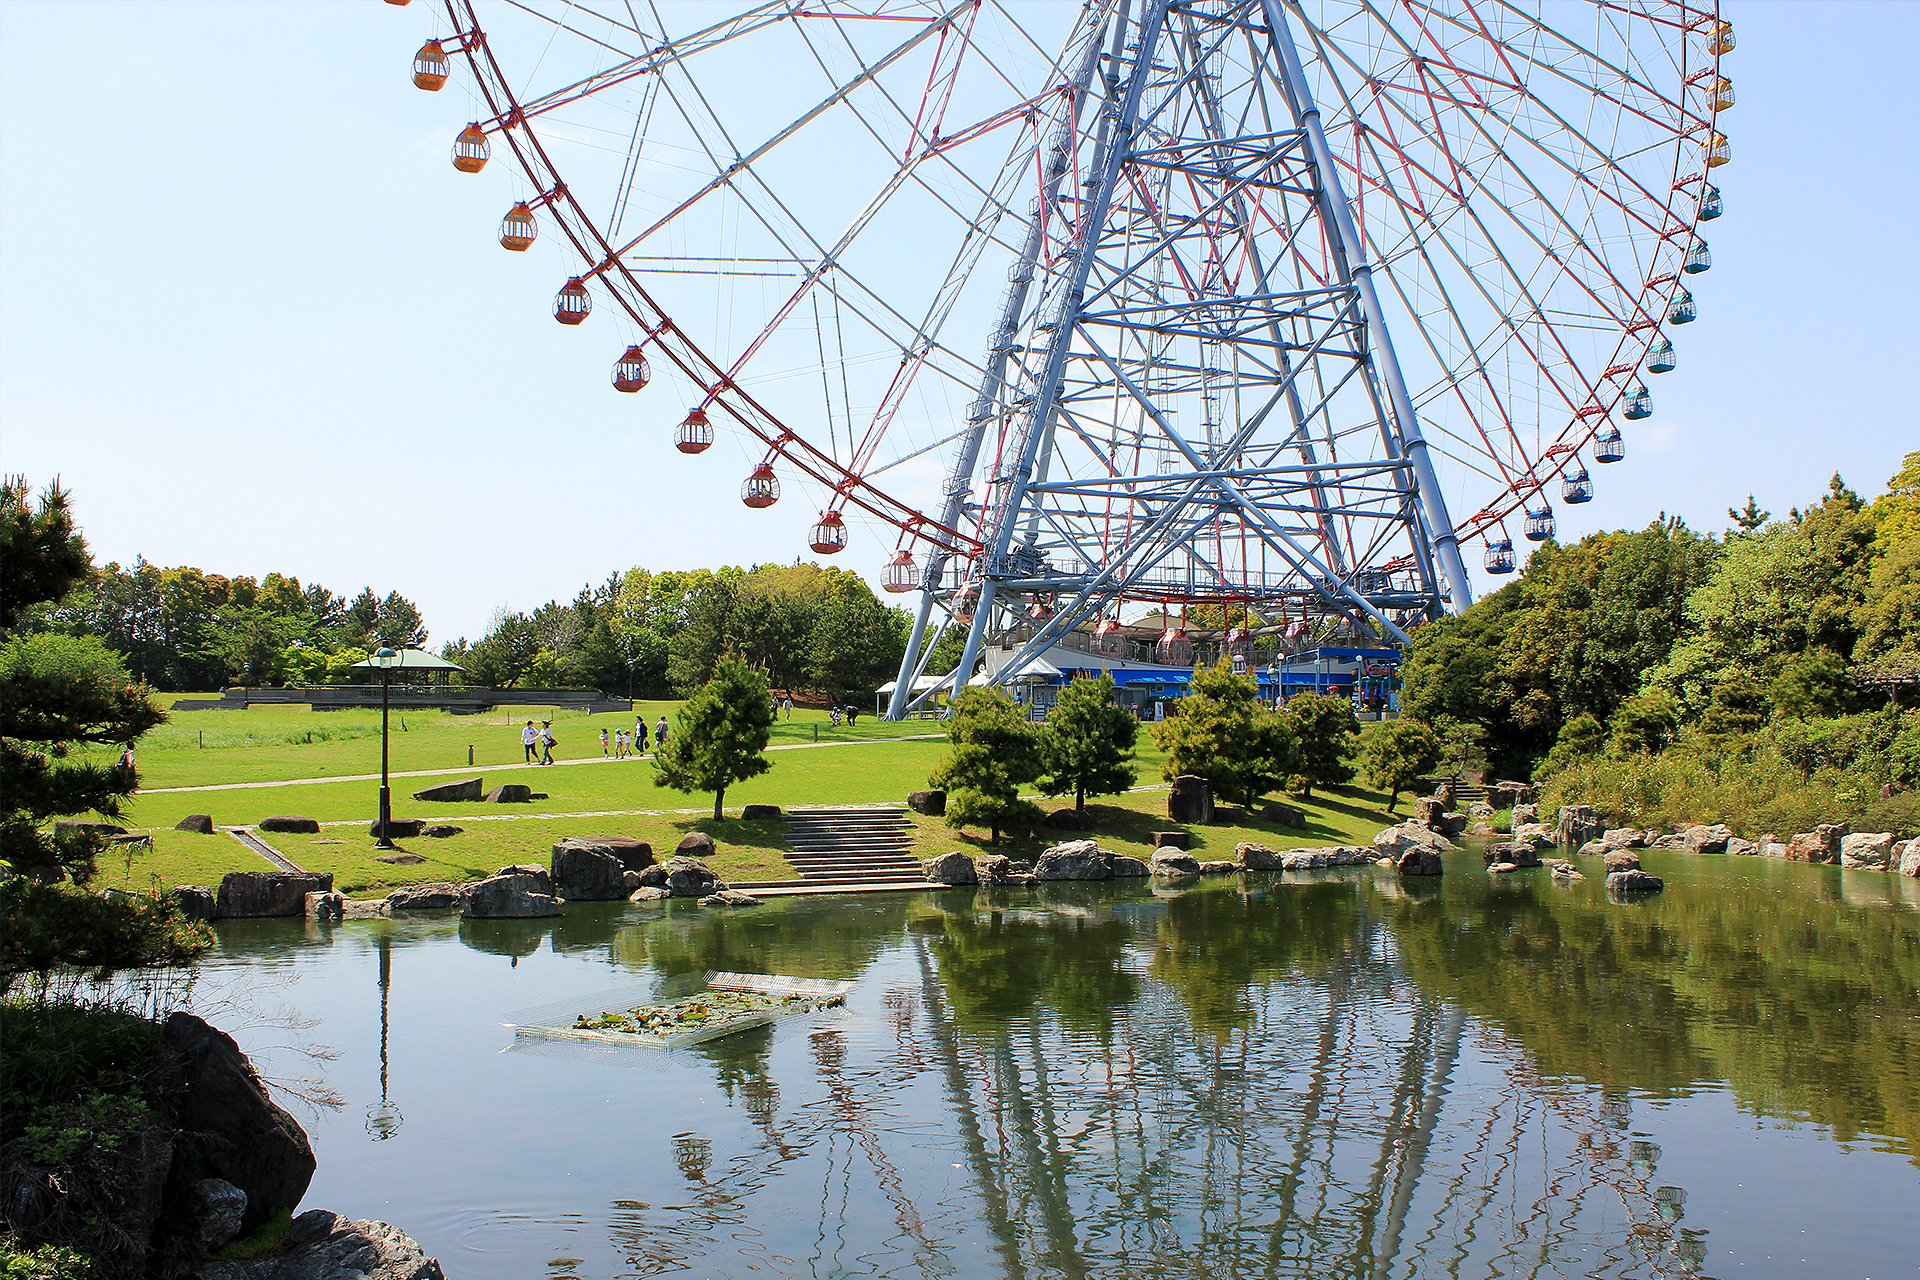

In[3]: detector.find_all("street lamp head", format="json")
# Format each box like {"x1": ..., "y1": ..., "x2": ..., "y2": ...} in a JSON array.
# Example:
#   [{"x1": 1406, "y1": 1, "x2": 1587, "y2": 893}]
[{"x1": 374, "y1": 647, "x2": 399, "y2": 668}]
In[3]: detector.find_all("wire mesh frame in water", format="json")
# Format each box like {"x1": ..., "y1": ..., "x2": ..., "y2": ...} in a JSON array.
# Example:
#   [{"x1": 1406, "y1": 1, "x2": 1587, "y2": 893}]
[{"x1": 503, "y1": 972, "x2": 854, "y2": 1052}]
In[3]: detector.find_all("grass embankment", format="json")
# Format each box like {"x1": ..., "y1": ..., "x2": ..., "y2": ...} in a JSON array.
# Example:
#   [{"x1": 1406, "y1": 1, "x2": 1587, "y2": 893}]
[{"x1": 91, "y1": 699, "x2": 1403, "y2": 895}]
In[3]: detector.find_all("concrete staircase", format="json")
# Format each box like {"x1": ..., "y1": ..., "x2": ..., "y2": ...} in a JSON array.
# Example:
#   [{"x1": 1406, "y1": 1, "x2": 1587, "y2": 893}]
[{"x1": 736, "y1": 807, "x2": 937, "y2": 893}]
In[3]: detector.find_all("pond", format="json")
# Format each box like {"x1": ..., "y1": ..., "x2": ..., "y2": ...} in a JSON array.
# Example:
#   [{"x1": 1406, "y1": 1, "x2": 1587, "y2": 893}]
[{"x1": 200, "y1": 848, "x2": 1920, "y2": 1279}]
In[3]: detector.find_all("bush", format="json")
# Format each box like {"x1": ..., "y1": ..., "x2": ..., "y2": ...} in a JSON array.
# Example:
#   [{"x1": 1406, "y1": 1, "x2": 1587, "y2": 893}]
[{"x1": 0, "y1": 883, "x2": 213, "y2": 994}]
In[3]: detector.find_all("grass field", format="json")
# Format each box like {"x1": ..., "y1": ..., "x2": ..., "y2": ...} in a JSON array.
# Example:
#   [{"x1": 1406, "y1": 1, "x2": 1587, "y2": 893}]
[{"x1": 87, "y1": 699, "x2": 1405, "y2": 896}]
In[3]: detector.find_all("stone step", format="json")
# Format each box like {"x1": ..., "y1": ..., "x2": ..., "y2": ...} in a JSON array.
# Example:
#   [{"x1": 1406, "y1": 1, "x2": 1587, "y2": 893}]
[{"x1": 787, "y1": 858, "x2": 923, "y2": 873}]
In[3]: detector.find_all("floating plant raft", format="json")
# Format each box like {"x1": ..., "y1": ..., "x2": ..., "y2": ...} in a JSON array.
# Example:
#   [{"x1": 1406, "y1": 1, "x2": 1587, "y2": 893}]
[{"x1": 508, "y1": 972, "x2": 852, "y2": 1051}]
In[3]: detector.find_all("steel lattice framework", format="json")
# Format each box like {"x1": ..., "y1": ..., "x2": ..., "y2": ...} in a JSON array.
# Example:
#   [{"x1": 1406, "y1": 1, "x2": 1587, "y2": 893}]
[{"x1": 389, "y1": 0, "x2": 1729, "y2": 717}]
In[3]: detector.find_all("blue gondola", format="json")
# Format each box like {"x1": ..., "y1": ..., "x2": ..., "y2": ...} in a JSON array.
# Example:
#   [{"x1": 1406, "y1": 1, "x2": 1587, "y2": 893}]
[
  {"x1": 1524, "y1": 506, "x2": 1556, "y2": 541},
  {"x1": 1683, "y1": 238, "x2": 1712, "y2": 274},
  {"x1": 1646, "y1": 336, "x2": 1675, "y2": 374},
  {"x1": 1698, "y1": 185, "x2": 1723, "y2": 220},
  {"x1": 1623, "y1": 384, "x2": 1651, "y2": 420},
  {"x1": 1668, "y1": 289, "x2": 1695, "y2": 325},
  {"x1": 1484, "y1": 538, "x2": 1517, "y2": 574},
  {"x1": 1562, "y1": 468, "x2": 1593, "y2": 504},
  {"x1": 1595, "y1": 426, "x2": 1625, "y2": 463}
]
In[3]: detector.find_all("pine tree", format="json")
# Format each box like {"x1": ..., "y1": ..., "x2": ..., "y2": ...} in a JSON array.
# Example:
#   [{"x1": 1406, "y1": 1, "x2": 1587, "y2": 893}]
[
  {"x1": 930, "y1": 688, "x2": 1043, "y2": 843},
  {"x1": 1150, "y1": 659, "x2": 1299, "y2": 806},
  {"x1": 1275, "y1": 692, "x2": 1359, "y2": 797},
  {"x1": 1727, "y1": 494, "x2": 1771, "y2": 533},
  {"x1": 1037, "y1": 673, "x2": 1137, "y2": 813},
  {"x1": 652, "y1": 649, "x2": 774, "y2": 821},
  {"x1": 1358, "y1": 718, "x2": 1441, "y2": 814}
]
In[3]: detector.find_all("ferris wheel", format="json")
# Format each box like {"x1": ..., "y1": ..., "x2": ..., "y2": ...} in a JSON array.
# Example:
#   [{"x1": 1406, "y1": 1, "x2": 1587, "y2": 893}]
[{"x1": 385, "y1": 0, "x2": 1732, "y2": 715}]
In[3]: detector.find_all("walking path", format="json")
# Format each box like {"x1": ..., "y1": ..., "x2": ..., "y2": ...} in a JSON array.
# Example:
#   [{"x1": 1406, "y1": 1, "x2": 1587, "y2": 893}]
[{"x1": 143, "y1": 733, "x2": 944, "y2": 795}]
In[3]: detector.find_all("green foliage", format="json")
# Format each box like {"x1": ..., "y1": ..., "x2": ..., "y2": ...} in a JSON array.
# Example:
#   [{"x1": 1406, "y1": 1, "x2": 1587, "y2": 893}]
[
  {"x1": 1535, "y1": 711, "x2": 1604, "y2": 780},
  {"x1": 0, "y1": 883, "x2": 213, "y2": 988},
  {"x1": 0, "y1": 997, "x2": 160, "y2": 1143},
  {"x1": 930, "y1": 688, "x2": 1043, "y2": 843},
  {"x1": 1151, "y1": 660, "x2": 1299, "y2": 806},
  {"x1": 652, "y1": 651, "x2": 774, "y2": 820},
  {"x1": 1608, "y1": 690, "x2": 1680, "y2": 756},
  {"x1": 1357, "y1": 718, "x2": 1440, "y2": 813},
  {"x1": 1, "y1": 1238, "x2": 94, "y2": 1280},
  {"x1": 808, "y1": 590, "x2": 906, "y2": 704},
  {"x1": 0, "y1": 479, "x2": 92, "y2": 633},
  {"x1": 1036, "y1": 674, "x2": 1137, "y2": 812},
  {"x1": 1275, "y1": 693, "x2": 1359, "y2": 797}
]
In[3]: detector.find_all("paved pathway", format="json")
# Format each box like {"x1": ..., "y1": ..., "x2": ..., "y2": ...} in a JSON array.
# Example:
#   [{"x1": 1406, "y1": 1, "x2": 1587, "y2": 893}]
[{"x1": 143, "y1": 733, "x2": 944, "y2": 795}]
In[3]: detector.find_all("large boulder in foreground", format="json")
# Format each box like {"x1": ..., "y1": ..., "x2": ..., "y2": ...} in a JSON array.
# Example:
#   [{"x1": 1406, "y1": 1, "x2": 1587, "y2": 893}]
[
  {"x1": 1109, "y1": 855, "x2": 1150, "y2": 878},
  {"x1": 1045, "y1": 808, "x2": 1096, "y2": 831},
  {"x1": 1510, "y1": 823, "x2": 1557, "y2": 854},
  {"x1": 1415, "y1": 798, "x2": 1465, "y2": 838},
  {"x1": 1373, "y1": 823, "x2": 1456, "y2": 858},
  {"x1": 674, "y1": 832, "x2": 717, "y2": 860},
  {"x1": 1239, "y1": 844, "x2": 1376, "y2": 871},
  {"x1": 216, "y1": 871, "x2": 334, "y2": 919},
  {"x1": 921, "y1": 852, "x2": 977, "y2": 886},
  {"x1": 1840, "y1": 832, "x2": 1897, "y2": 870},
  {"x1": 1602, "y1": 849, "x2": 1642, "y2": 874},
  {"x1": 663, "y1": 856, "x2": 724, "y2": 898},
  {"x1": 1606, "y1": 868, "x2": 1665, "y2": 895},
  {"x1": 1785, "y1": 824, "x2": 1848, "y2": 864},
  {"x1": 1034, "y1": 839, "x2": 1111, "y2": 880},
  {"x1": 485, "y1": 783, "x2": 533, "y2": 804},
  {"x1": 412, "y1": 777, "x2": 484, "y2": 803},
  {"x1": 193, "y1": 1209, "x2": 444, "y2": 1280},
  {"x1": 1481, "y1": 842, "x2": 1541, "y2": 869},
  {"x1": 1397, "y1": 848, "x2": 1443, "y2": 877},
  {"x1": 1167, "y1": 775, "x2": 1214, "y2": 824},
  {"x1": 153, "y1": 1013, "x2": 314, "y2": 1232},
  {"x1": 549, "y1": 841, "x2": 644, "y2": 900},
  {"x1": 386, "y1": 882, "x2": 461, "y2": 911},
  {"x1": 908, "y1": 789, "x2": 947, "y2": 816},
  {"x1": 1900, "y1": 841, "x2": 1920, "y2": 878},
  {"x1": 459, "y1": 867, "x2": 561, "y2": 918},
  {"x1": 174, "y1": 814, "x2": 215, "y2": 834}
]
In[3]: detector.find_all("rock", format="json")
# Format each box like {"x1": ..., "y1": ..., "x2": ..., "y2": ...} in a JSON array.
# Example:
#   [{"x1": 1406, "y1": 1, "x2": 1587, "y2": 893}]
[
  {"x1": 174, "y1": 814, "x2": 215, "y2": 834},
  {"x1": 1109, "y1": 855, "x2": 1150, "y2": 878},
  {"x1": 1415, "y1": 798, "x2": 1465, "y2": 837},
  {"x1": 304, "y1": 891, "x2": 345, "y2": 921},
  {"x1": 216, "y1": 872, "x2": 334, "y2": 918},
  {"x1": 345, "y1": 900, "x2": 389, "y2": 919},
  {"x1": 192, "y1": 1211, "x2": 444, "y2": 1280},
  {"x1": 411, "y1": 777, "x2": 484, "y2": 803},
  {"x1": 421, "y1": 824, "x2": 462, "y2": 838},
  {"x1": 1045, "y1": 807, "x2": 1096, "y2": 831},
  {"x1": 551, "y1": 841, "x2": 646, "y2": 900},
  {"x1": 1239, "y1": 844, "x2": 1376, "y2": 871},
  {"x1": 1467, "y1": 800, "x2": 1495, "y2": 820},
  {"x1": 1488, "y1": 861, "x2": 1520, "y2": 874},
  {"x1": 636, "y1": 864, "x2": 668, "y2": 887},
  {"x1": 907, "y1": 789, "x2": 947, "y2": 816},
  {"x1": 1900, "y1": 841, "x2": 1920, "y2": 878},
  {"x1": 1606, "y1": 869, "x2": 1665, "y2": 895},
  {"x1": 170, "y1": 884, "x2": 217, "y2": 922},
  {"x1": 629, "y1": 885, "x2": 672, "y2": 902},
  {"x1": 1550, "y1": 863, "x2": 1586, "y2": 882},
  {"x1": 1397, "y1": 849, "x2": 1443, "y2": 877},
  {"x1": 1755, "y1": 840, "x2": 1789, "y2": 858},
  {"x1": 1545, "y1": 858, "x2": 1573, "y2": 874},
  {"x1": 1150, "y1": 830, "x2": 1192, "y2": 850},
  {"x1": 1556, "y1": 805, "x2": 1603, "y2": 848},
  {"x1": 1786, "y1": 824, "x2": 1848, "y2": 864},
  {"x1": 1373, "y1": 822, "x2": 1456, "y2": 857},
  {"x1": 700, "y1": 889, "x2": 761, "y2": 907},
  {"x1": 1150, "y1": 848, "x2": 1202, "y2": 877},
  {"x1": 153, "y1": 1013, "x2": 313, "y2": 1231},
  {"x1": 674, "y1": 832, "x2": 717, "y2": 859},
  {"x1": 1725, "y1": 837, "x2": 1758, "y2": 857},
  {"x1": 1511, "y1": 803, "x2": 1538, "y2": 825},
  {"x1": 1649, "y1": 831, "x2": 1687, "y2": 849},
  {"x1": 258, "y1": 815, "x2": 319, "y2": 834},
  {"x1": 1840, "y1": 831, "x2": 1897, "y2": 870},
  {"x1": 373, "y1": 852, "x2": 426, "y2": 865},
  {"x1": 559, "y1": 836, "x2": 652, "y2": 872},
  {"x1": 459, "y1": 869, "x2": 561, "y2": 918},
  {"x1": 1602, "y1": 827, "x2": 1648, "y2": 849},
  {"x1": 1482, "y1": 842, "x2": 1541, "y2": 869},
  {"x1": 741, "y1": 804, "x2": 782, "y2": 821},
  {"x1": 53, "y1": 818, "x2": 127, "y2": 838},
  {"x1": 1489, "y1": 781, "x2": 1535, "y2": 809},
  {"x1": 1430, "y1": 779, "x2": 1456, "y2": 811},
  {"x1": 1197, "y1": 860, "x2": 1236, "y2": 874},
  {"x1": 663, "y1": 856, "x2": 724, "y2": 898},
  {"x1": 484, "y1": 783, "x2": 533, "y2": 804},
  {"x1": 1237, "y1": 842, "x2": 1282, "y2": 870},
  {"x1": 1510, "y1": 823, "x2": 1557, "y2": 854},
  {"x1": 1263, "y1": 802, "x2": 1307, "y2": 829},
  {"x1": 529, "y1": 793, "x2": 549, "y2": 801},
  {"x1": 368, "y1": 818, "x2": 424, "y2": 839},
  {"x1": 1034, "y1": 839, "x2": 1112, "y2": 880},
  {"x1": 1682, "y1": 823, "x2": 1734, "y2": 856},
  {"x1": 1603, "y1": 850, "x2": 1642, "y2": 874},
  {"x1": 975, "y1": 854, "x2": 1016, "y2": 884},
  {"x1": 921, "y1": 852, "x2": 978, "y2": 886},
  {"x1": 1167, "y1": 775, "x2": 1214, "y2": 824},
  {"x1": 194, "y1": 1178, "x2": 248, "y2": 1250},
  {"x1": 1576, "y1": 839, "x2": 1609, "y2": 857},
  {"x1": 1468, "y1": 821, "x2": 1497, "y2": 836}
]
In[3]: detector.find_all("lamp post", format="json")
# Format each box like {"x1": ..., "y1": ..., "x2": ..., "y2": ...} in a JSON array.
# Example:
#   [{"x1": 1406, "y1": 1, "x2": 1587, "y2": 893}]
[{"x1": 373, "y1": 647, "x2": 399, "y2": 849}]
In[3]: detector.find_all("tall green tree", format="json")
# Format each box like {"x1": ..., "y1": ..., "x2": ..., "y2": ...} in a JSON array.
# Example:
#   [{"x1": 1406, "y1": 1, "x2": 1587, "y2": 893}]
[
  {"x1": 1358, "y1": 719, "x2": 1441, "y2": 815},
  {"x1": 1276, "y1": 692, "x2": 1360, "y2": 797},
  {"x1": 653, "y1": 650, "x2": 774, "y2": 821},
  {"x1": 0, "y1": 479, "x2": 167, "y2": 885},
  {"x1": 808, "y1": 590, "x2": 906, "y2": 705},
  {"x1": 1151, "y1": 660, "x2": 1300, "y2": 806},
  {"x1": 1037, "y1": 673, "x2": 1137, "y2": 813},
  {"x1": 931, "y1": 688, "x2": 1043, "y2": 843}
]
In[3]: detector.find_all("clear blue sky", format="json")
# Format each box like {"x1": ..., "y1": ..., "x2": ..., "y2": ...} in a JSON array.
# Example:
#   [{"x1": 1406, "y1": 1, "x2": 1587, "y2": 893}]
[{"x1": 2, "y1": 1, "x2": 1914, "y2": 644}]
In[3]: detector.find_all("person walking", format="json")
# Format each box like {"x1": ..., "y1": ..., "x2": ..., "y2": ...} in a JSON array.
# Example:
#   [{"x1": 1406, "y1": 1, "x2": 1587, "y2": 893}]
[
  {"x1": 521, "y1": 720, "x2": 539, "y2": 763},
  {"x1": 636, "y1": 715, "x2": 647, "y2": 753},
  {"x1": 599, "y1": 727, "x2": 611, "y2": 757},
  {"x1": 782, "y1": 696, "x2": 793, "y2": 721},
  {"x1": 539, "y1": 721, "x2": 556, "y2": 765},
  {"x1": 615, "y1": 728, "x2": 628, "y2": 759},
  {"x1": 654, "y1": 716, "x2": 668, "y2": 752}
]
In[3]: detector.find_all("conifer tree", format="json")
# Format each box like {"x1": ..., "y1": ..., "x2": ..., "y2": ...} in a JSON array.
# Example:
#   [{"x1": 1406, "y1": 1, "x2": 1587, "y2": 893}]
[
  {"x1": 1037, "y1": 673, "x2": 1137, "y2": 813},
  {"x1": 1151, "y1": 659, "x2": 1299, "y2": 806},
  {"x1": 652, "y1": 649, "x2": 774, "y2": 821},
  {"x1": 1276, "y1": 692, "x2": 1360, "y2": 797},
  {"x1": 930, "y1": 688, "x2": 1042, "y2": 843}
]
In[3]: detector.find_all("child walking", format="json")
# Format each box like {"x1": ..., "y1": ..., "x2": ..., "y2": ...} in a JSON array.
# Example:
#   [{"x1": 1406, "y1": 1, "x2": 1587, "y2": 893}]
[{"x1": 600, "y1": 727, "x2": 611, "y2": 757}]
